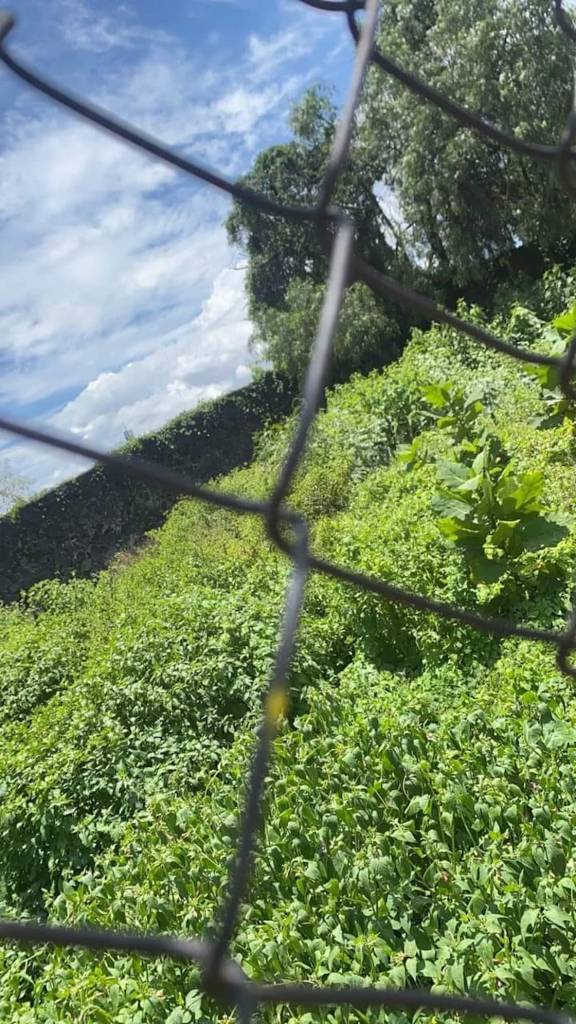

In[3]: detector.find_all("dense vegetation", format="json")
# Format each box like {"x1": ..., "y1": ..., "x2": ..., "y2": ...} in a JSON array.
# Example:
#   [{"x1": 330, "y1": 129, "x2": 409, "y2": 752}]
[
  {"x1": 0, "y1": 374, "x2": 295, "y2": 603},
  {"x1": 360, "y1": 0, "x2": 575, "y2": 284},
  {"x1": 1, "y1": 267, "x2": 576, "y2": 1020}
]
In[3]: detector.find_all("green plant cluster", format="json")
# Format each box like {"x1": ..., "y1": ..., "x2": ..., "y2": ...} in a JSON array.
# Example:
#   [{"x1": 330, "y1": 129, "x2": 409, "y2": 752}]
[
  {"x1": 1, "y1": 275, "x2": 576, "y2": 1020},
  {"x1": 432, "y1": 444, "x2": 569, "y2": 586},
  {"x1": 525, "y1": 305, "x2": 576, "y2": 427}
]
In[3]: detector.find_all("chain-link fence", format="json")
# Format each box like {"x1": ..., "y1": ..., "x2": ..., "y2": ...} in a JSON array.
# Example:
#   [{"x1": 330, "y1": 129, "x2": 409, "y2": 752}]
[{"x1": 0, "y1": 1, "x2": 576, "y2": 1021}]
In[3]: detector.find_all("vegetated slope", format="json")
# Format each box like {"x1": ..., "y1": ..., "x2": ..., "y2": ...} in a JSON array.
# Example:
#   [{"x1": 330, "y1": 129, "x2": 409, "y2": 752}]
[
  {"x1": 0, "y1": 373, "x2": 296, "y2": 602},
  {"x1": 2, "y1": 270, "x2": 576, "y2": 1020}
]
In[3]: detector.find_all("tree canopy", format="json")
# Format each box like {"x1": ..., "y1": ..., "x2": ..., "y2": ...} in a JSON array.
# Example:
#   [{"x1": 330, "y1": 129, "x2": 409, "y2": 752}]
[
  {"x1": 251, "y1": 278, "x2": 402, "y2": 381},
  {"x1": 226, "y1": 87, "x2": 409, "y2": 381},
  {"x1": 361, "y1": 0, "x2": 575, "y2": 284},
  {"x1": 226, "y1": 87, "x2": 400, "y2": 313},
  {"x1": 227, "y1": 1, "x2": 576, "y2": 380}
]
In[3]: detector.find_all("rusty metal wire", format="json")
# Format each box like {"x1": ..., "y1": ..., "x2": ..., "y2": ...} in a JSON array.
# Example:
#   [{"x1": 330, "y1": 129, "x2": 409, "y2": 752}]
[{"x1": 1, "y1": 1, "x2": 576, "y2": 1021}]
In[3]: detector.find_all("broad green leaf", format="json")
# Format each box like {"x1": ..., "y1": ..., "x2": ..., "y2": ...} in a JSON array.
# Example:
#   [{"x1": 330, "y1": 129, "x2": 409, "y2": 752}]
[
  {"x1": 489, "y1": 520, "x2": 520, "y2": 547},
  {"x1": 552, "y1": 304, "x2": 576, "y2": 334},
  {"x1": 471, "y1": 447, "x2": 489, "y2": 474},
  {"x1": 543, "y1": 905, "x2": 571, "y2": 929},
  {"x1": 527, "y1": 358, "x2": 561, "y2": 390},
  {"x1": 431, "y1": 495, "x2": 472, "y2": 520},
  {"x1": 497, "y1": 470, "x2": 544, "y2": 515},
  {"x1": 396, "y1": 444, "x2": 413, "y2": 463},
  {"x1": 545, "y1": 837, "x2": 567, "y2": 875},
  {"x1": 436, "y1": 517, "x2": 482, "y2": 543},
  {"x1": 467, "y1": 554, "x2": 506, "y2": 583},
  {"x1": 454, "y1": 473, "x2": 484, "y2": 494},
  {"x1": 520, "y1": 908, "x2": 539, "y2": 936},
  {"x1": 464, "y1": 386, "x2": 484, "y2": 408},
  {"x1": 406, "y1": 957, "x2": 419, "y2": 980},
  {"x1": 449, "y1": 962, "x2": 465, "y2": 990},
  {"x1": 406, "y1": 794, "x2": 430, "y2": 816},
  {"x1": 436, "y1": 460, "x2": 470, "y2": 489},
  {"x1": 519, "y1": 514, "x2": 569, "y2": 551},
  {"x1": 423, "y1": 383, "x2": 451, "y2": 408}
]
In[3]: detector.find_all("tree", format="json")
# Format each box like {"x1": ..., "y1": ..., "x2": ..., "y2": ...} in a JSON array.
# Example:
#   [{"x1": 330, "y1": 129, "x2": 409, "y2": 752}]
[
  {"x1": 252, "y1": 278, "x2": 402, "y2": 383},
  {"x1": 226, "y1": 86, "x2": 409, "y2": 378},
  {"x1": 227, "y1": 87, "x2": 400, "y2": 310},
  {"x1": 360, "y1": 0, "x2": 575, "y2": 285}
]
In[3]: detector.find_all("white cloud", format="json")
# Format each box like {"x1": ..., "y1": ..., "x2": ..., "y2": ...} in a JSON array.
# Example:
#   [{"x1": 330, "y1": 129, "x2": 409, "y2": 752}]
[
  {"x1": 0, "y1": 0, "x2": 346, "y2": 500},
  {"x1": 2, "y1": 265, "x2": 252, "y2": 491},
  {"x1": 56, "y1": 0, "x2": 172, "y2": 52},
  {"x1": 247, "y1": 28, "x2": 310, "y2": 81},
  {"x1": 0, "y1": 38, "x2": 296, "y2": 413},
  {"x1": 52, "y1": 265, "x2": 251, "y2": 445}
]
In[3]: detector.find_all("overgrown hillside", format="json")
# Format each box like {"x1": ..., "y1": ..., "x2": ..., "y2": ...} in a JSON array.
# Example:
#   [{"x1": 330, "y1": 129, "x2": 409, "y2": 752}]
[{"x1": 2, "y1": 269, "x2": 576, "y2": 1021}]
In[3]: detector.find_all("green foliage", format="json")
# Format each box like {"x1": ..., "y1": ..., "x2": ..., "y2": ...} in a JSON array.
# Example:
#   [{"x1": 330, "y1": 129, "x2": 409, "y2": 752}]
[
  {"x1": 2, "y1": 277, "x2": 576, "y2": 1018},
  {"x1": 226, "y1": 86, "x2": 411, "y2": 380},
  {"x1": 361, "y1": 0, "x2": 575, "y2": 284},
  {"x1": 0, "y1": 372, "x2": 295, "y2": 604},
  {"x1": 527, "y1": 304, "x2": 576, "y2": 426},
  {"x1": 251, "y1": 279, "x2": 401, "y2": 383},
  {"x1": 421, "y1": 381, "x2": 485, "y2": 442},
  {"x1": 226, "y1": 86, "x2": 395, "y2": 314},
  {"x1": 432, "y1": 442, "x2": 569, "y2": 583}
]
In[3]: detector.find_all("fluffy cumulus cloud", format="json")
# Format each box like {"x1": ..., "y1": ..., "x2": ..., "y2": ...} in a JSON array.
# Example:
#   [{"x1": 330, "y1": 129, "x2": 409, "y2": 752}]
[
  {"x1": 53, "y1": 265, "x2": 252, "y2": 448},
  {"x1": 0, "y1": 0, "x2": 350, "y2": 497}
]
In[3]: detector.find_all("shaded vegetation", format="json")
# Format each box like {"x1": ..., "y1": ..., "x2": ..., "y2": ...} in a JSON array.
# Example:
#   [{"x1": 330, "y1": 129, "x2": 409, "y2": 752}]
[{"x1": 0, "y1": 373, "x2": 295, "y2": 603}]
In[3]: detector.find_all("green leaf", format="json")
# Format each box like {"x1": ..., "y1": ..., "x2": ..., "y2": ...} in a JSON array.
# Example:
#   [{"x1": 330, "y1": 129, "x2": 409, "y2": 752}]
[
  {"x1": 464, "y1": 387, "x2": 484, "y2": 410},
  {"x1": 449, "y1": 962, "x2": 465, "y2": 990},
  {"x1": 406, "y1": 794, "x2": 430, "y2": 816},
  {"x1": 454, "y1": 473, "x2": 484, "y2": 494},
  {"x1": 436, "y1": 517, "x2": 483, "y2": 543},
  {"x1": 467, "y1": 555, "x2": 506, "y2": 584},
  {"x1": 489, "y1": 520, "x2": 519, "y2": 547},
  {"x1": 471, "y1": 447, "x2": 489, "y2": 474},
  {"x1": 432, "y1": 495, "x2": 472, "y2": 520},
  {"x1": 543, "y1": 905, "x2": 571, "y2": 929},
  {"x1": 423, "y1": 383, "x2": 451, "y2": 408},
  {"x1": 436, "y1": 460, "x2": 470, "y2": 489},
  {"x1": 406, "y1": 957, "x2": 419, "y2": 980},
  {"x1": 519, "y1": 514, "x2": 570, "y2": 551},
  {"x1": 396, "y1": 444, "x2": 412, "y2": 462},
  {"x1": 520, "y1": 908, "x2": 539, "y2": 937},
  {"x1": 552, "y1": 304, "x2": 576, "y2": 335},
  {"x1": 497, "y1": 470, "x2": 544, "y2": 515}
]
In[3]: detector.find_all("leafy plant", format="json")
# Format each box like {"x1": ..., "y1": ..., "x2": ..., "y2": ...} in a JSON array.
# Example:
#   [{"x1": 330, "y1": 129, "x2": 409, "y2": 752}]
[
  {"x1": 432, "y1": 442, "x2": 569, "y2": 583},
  {"x1": 528, "y1": 305, "x2": 576, "y2": 427},
  {"x1": 397, "y1": 381, "x2": 486, "y2": 471},
  {"x1": 422, "y1": 380, "x2": 485, "y2": 443},
  {"x1": 396, "y1": 433, "x2": 429, "y2": 471}
]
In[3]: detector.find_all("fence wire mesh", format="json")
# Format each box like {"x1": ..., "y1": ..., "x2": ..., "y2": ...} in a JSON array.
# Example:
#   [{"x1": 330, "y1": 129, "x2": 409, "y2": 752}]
[{"x1": 0, "y1": 1, "x2": 576, "y2": 1021}]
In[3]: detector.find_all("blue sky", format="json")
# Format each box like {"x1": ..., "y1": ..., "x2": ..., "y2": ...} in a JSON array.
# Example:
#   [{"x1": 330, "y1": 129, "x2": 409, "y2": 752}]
[{"x1": 0, "y1": 0, "x2": 355, "y2": 500}]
